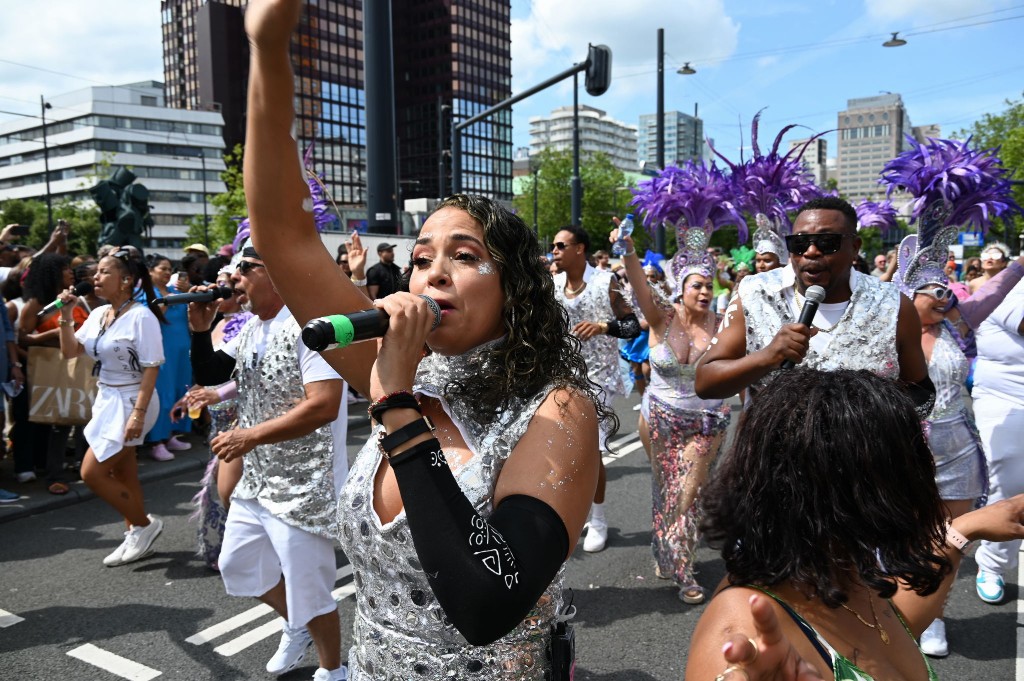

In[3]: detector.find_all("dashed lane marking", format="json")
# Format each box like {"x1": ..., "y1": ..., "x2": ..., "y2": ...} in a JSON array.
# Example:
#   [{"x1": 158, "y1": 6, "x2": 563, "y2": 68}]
[
  {"x1": 604, "y1": 431, "x2": 643, "y2": 464},
  {"x1": 0, "y1": 608, "x2": 24, "y2": 628},
  {"x1": 67, "y1": 644, "x2": 162, "y2": 680}
]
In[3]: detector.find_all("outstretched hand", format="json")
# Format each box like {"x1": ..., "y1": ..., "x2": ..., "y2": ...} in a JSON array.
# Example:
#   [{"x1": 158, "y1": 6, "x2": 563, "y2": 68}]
[
  {"x1": 714, "y1": 594, "x2": 824, "y2": 681},
  {"x1": 347, "y1": 231, "x2": 367, "y2": 280},
  {"x1": 244, "y1": 0, "x2": 304, "y2": 52}
]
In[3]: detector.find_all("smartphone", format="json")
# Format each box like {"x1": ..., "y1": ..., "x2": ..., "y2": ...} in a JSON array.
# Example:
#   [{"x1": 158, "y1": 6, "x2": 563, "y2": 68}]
[{"x1": 10, "y1": 225, "x2": 29, "y2": 236}]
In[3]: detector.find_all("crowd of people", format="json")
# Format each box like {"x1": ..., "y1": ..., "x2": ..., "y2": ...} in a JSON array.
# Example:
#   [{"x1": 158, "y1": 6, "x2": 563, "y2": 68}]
[{"x1": 3, "y1": 2, "x2": 1023, "y2": 680}]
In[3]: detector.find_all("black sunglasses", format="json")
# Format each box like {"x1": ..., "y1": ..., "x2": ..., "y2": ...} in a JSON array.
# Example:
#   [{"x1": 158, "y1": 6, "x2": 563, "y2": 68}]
[
  {"x1": 784, "y1": 233, "x2": 849, "y2": 256},
  {"x1": 551, "y1": 241, "x2": 577, "y2": 252},
  {"x1": 236, "y1": 260, "x2": 265, "y2": 275}
]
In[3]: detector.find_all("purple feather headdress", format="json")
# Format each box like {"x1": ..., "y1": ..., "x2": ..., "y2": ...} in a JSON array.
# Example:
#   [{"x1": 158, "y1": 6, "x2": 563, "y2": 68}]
[
  {"x1": 630, "y1": 161, "x2": 745, "y2": 298},
  {"x1": 709, "y1": 109, "x2": 827, "y2": 235},
  {"x1": 880, "y1": 135, "x2": 1022, "y2": 297},
  {"x1": 854, "y1": 199, "x2": 899, "y2": 234},
  {"x1": 303, "y1": 143, "x2": 338, "y2": 233}
]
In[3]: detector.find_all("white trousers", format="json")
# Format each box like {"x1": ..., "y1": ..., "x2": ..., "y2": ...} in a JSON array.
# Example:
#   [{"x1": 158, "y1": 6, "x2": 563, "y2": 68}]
[{"x1": 974, "y1": 388, "x2": 1024, "y2": 575}]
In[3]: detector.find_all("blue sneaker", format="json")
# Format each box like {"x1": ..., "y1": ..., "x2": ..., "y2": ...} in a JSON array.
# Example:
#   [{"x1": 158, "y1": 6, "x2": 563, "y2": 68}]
[
  {"x1": 976, "y1": 569, "x2": 1005, "y2": 604},
  {"x1": 0, "y1": 488, "x2": 19, "y2": 503}
]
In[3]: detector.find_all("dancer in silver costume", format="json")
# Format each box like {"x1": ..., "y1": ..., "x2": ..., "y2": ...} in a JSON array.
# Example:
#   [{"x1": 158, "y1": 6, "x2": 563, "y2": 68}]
[
  {"x1": 696, "y1": 197, "x2": 934, "y2": 416},
  {"x1": 241, "y1": 4, "x2": 612, "y2": 678}
]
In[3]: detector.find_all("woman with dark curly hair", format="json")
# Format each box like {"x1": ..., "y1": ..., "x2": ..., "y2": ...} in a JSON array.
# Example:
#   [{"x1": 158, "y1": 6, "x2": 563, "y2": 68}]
[
  {"x1": 686, "y1": 368, "x2": 1024, "y2": 681},
  {"x1": 242, "y1": 3, "x2": 612, "y2": 677}
]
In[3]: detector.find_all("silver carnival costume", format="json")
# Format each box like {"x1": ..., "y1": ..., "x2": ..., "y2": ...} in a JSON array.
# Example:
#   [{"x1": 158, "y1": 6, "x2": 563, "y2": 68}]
[
  {"x1": 337, "y1": 343, "x2": 563, "y2": 680},
  {"x1": 738, "y1": 266, "x2": 900, "y2": 395}
]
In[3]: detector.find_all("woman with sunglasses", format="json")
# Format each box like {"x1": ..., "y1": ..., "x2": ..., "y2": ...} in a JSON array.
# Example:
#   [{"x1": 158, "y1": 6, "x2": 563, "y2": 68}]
[
  {"x1": 241, "y1": 2, "x2": 613, "y2": 677},
  {"x1": 611, "y1": 223, "x2": 730, "y2": 605},
  {"x1": 968, "y1": 242, "x2": 1012, "y2": 294},
  {"x1": 894, "y1": 235, "x2": 1024, "y2": 656},
  {"x1": 55, "y1": 250, "x2": 167, "y2": 566}
]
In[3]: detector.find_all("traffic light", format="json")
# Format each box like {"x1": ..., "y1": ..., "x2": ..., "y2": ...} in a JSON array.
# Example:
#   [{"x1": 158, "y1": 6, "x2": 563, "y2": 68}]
[
  {"x1": 90, "y1": 166, "x2": 152, "y2": 251},
  {"x1": 585, "y1": 44, "x2": 612, "y2": 97}
]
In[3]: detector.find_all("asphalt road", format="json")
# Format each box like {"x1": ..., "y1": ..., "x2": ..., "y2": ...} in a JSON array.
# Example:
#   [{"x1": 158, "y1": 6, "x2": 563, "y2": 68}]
[{"x1": 0, "y1": 395, "x2": 1017, "y2": 680}]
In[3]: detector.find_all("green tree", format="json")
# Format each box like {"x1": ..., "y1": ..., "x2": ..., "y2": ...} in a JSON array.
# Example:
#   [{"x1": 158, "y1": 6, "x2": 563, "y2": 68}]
[
  {"x1": 956, "y1": 96, "x2": 1024, "y2": 249},
  {"x1": 512, "y1": 148, "x2": 635, "y2": 252},
  {"x1": 185, "y1": 144, "x2": 247, "y2": 250}
]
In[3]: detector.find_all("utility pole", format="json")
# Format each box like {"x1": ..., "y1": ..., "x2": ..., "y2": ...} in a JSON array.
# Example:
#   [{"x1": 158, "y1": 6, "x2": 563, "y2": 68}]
[
  {"x1": 655, "y1": 29, "x2": 665, "y2": 254},
  {"x1": 571, "y1": 71, "x2": 582, "y2": 227},
  {"x1": 40, "y1": 96, "x2": 53, "y2": 229}
]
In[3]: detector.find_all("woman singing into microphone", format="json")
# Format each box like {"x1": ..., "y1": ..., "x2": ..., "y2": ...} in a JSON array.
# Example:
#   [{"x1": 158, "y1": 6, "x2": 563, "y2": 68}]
[{"x1": 56, "y1": 249, "x2": 167, "y2": 567}]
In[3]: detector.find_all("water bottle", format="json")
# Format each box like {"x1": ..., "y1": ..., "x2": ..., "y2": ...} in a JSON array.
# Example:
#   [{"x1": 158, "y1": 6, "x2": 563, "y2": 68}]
[{"x1": 612, "y1": 214, "x2": 635, "y2": 256}]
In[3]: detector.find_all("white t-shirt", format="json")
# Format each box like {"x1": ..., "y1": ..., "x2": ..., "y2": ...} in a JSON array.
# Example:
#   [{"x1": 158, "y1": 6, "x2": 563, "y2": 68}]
[
  {"x1": 782, "y1": 267, "x2": 855, "y2": 355},
  {"x1": 974, "y1": 279, "x2": 1024, "y2": 406},
  {"x1": 75, "y1": 303, "x2": 165, "y2": 384},
  {"x1": 222, "y1": 306, "x2": 349, "y2": 487}
]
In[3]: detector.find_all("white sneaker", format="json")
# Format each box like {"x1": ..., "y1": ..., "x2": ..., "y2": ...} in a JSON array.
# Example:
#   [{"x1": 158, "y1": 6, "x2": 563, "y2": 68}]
[
  {"x1": 121, "y1": 515, "x2": 163, "y2": 563},
  {"x1": 266, "y1": 623, "x2": 313, "y2": 675},
  {"x1": 103, "y1": 531, "x2": 131, "y2": 567},
  {"x1": 919, "y1": 618, "x2": 949, "y2": 657},
  {"x1": 15, "y1": 471, "x2": 36, "y2": 483},
  {"x1": 312, "y1": 667, "x2": 348, "y2": 681},
  {"x1": 583, "y1": 520, "x2": 608, "y2": 552}
]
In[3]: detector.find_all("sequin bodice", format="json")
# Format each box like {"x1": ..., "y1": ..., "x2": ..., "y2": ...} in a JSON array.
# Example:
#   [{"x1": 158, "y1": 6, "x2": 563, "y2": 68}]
[
  {"x1": 554, "y1": 268, "x2": 627, "y2": 398},
  {"x1": 337, "y1": 346, "x2": 563, "y2": 680},
  {"x1": 648, "y1": 331, "x2": 724, "y2": 414},
  {"x1": 927, "y1": 323, "x2": 970, "y2": 421},
  {"x1": 740, "y1": 268, "x2": 900, "y2": 393},
  {"x1": 233, "y1": 315, "x2": 339, "y2": 538}
]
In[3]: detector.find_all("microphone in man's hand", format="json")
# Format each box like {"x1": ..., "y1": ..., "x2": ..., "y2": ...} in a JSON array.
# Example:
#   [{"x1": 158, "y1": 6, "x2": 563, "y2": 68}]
[
  {"x1": 37, "y1": 281, "x2": 94, "y2": 317},
  {"x1": 780, "y1": 284, "x2": 826, "y2": 370},
  {"x1": 156, "y1": 286, "x2": 234, "y2": 305},
  {"x1": 301, "y1": 295, "x2": 442, "y2": 351}
]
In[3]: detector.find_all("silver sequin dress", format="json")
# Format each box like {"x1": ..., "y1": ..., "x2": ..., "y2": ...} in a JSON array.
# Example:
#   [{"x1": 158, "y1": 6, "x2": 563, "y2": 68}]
[
  {"x1": 739, "y1": 267, "x2": 900, "y2": 395},
  {"x1": 337, "y1": 344, "x2": 564, "y2": 680}
]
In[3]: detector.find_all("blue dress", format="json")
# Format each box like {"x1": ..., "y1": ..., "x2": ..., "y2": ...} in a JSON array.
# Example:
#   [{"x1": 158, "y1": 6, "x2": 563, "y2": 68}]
[{"x1": 146, "y1": 289, "x2": 192, "y2": 441}]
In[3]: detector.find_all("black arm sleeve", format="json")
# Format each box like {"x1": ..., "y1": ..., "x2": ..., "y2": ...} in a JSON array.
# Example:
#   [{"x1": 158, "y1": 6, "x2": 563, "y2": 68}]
[
  {"x1": 904, "y1": 374, "x2": 936, "y2": 420},
  {"x1": 191, "y1": 328, "x2": 237, "y2": 386},
  {"x1": 606, "y1": 312, "x2": 641, "y2": 339},
  {"x1": 389, "y1": 438, "x2": 570, "y2": 646}
]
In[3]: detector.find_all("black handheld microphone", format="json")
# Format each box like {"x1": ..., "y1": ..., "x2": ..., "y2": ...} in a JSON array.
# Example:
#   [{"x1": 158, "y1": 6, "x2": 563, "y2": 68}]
[
  {"x1": 780, "y1": 284, "x2": 826, "y2": 370},
  {"x1": 302, "y1": 295, "x2": 442, "y2": 352},
  {"x1": 38, "y1": 281, "x2": 94, "y2": 317},
  {"x1": 156, "y1": 286, "x2": 234, "y2": 306}
]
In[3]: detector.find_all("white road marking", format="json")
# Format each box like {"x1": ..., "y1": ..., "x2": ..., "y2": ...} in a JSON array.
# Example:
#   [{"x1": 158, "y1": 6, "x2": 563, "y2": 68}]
[
  {"x1": 0, "y1": 608, "x2": 24, "y2": 628},
  {"x1": 185, "y1": 604, "x2": 274, "y2": 646},
  {"x1": 67, "y1": 644, "x2": 161, "y2": 680},
  {"x1": 1017, "y1": 546, "x2": 1024, "y2": 680},
  {"x1": 213, "y1": 617, "x2": 286, "y2": 657},
  {"x1": 604, "y1": 431, "x2": 643, "y2": 464}
]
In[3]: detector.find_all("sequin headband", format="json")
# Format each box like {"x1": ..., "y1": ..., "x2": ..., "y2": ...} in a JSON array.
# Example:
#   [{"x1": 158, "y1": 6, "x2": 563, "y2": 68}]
[
  {"x1": 752, "y1": 213, "x2": 788, "y2": 265},
  {"x1": 669, "y1": 222, "x2": 716, "y2": 300}
]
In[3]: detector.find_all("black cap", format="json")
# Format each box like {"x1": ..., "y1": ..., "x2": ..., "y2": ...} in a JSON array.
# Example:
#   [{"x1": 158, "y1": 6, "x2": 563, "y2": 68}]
[
  {"x1": 242, "y1": 246, "x2": 261, "y2": 260},
  {"x1": 377, "y1": 242, "x2": 395, "y2": 253}
]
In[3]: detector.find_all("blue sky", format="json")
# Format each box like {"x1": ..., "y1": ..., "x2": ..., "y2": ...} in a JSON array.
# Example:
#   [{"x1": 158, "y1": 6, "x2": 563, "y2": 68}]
[
  {"x1": 509, "y1": 0, "x2": 1024, "y2": 164},
  {"x1": 0, "y1": 1, "x2": 1021, "y2": 171}
]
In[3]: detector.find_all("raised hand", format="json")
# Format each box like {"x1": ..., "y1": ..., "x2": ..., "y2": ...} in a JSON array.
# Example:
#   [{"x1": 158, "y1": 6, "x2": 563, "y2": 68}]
[
  {"x1": 244, "y1": 0, "x2": 304, "y2": 52},
  {"x1": 347, "y1": 231, "x2": 367, "y2": 280},
  {"x1": 714, "y1": 594, "x2": 824, "y2": 681}
]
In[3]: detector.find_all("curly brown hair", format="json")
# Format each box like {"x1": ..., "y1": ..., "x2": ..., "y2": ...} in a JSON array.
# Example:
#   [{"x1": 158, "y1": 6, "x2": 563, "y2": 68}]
[{"x1": 434, "y1": 195, "x2": 618, "y2": 438}]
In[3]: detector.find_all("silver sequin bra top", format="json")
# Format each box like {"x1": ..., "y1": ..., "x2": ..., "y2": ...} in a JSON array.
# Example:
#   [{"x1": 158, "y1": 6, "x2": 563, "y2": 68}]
[
  {"x1": 337, "y1": 342, "x2": 564, "y2": 680},
  {"x1": 554, "y1": 268, "x2": 627, "y2": 399},
  {"x1": 740, "y1": 268, "x2": 900, "y2": 394},
  {"x1": 232, "y1": 314, "x2": 339, "y2": 538},
  {"x1": 927, "y1": 323, "x2": 970, "y2": 422}
]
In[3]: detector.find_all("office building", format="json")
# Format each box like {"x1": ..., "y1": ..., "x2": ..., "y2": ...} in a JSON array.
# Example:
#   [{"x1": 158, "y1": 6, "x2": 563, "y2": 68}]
[
  {"x1": 529, "y1": 105, "x2": 638, "y2": 174},
  {"x1": 161, "y1": 0, "x2": 513, "y2": 212},
  {"x1": 789, "y1": 137, "x2": 828, "y2": 187},
  {"x1": 0, "y1": 82, "x2": 226, "y2": 257},
  {"x1": 638, "y1": 110, "x2": 703, "y2": 168},
  {"x1": 835, "y1": 94, "x2": 939, "y2": 201}
]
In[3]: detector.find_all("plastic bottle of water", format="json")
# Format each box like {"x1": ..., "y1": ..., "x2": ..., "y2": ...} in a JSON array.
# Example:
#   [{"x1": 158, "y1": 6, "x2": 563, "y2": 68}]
[{"x1": 612, "y1": 214, "x2": 635, "y2": 256}]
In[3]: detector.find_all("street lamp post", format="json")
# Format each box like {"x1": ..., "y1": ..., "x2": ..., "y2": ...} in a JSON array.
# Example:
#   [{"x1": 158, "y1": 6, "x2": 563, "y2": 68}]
[
  {"x1": 571, "y1": 71, "x2": 582, "y2": 227},
  {"x1": 198, "y1": 148, "x2": 209, "y2": 246},
  {"x1": 40, "y1": 96, "x2": 53, "y2": 229},
  {"x1": 531, "y1": 159, "x2": 540, "y2": 236}
]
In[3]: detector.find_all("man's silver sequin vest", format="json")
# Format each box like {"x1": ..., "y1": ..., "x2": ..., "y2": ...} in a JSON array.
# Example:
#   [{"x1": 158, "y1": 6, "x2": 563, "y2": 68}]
[
  {"x1": 337, "y1": 345, "x2": 563, "y2": 680},
  {"x1": 232, "y1": 314, "x2": 339, "y2": 538},
  {"x1": 740, "y1": 268, "x2": 900, "y2": 395},
  {"x1": 554, "y1": 268, "x2": 627, "y2": 400}
]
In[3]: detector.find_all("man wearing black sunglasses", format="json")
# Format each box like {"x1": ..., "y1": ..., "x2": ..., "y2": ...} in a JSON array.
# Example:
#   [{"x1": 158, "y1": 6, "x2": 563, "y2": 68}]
[{"x1": 696, "y1": 196, "x2": 932, "y2": 413}]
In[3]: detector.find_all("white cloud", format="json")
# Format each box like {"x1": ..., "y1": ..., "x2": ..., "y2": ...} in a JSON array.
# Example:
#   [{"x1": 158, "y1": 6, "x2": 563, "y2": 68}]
[
  {"x1": 864, "y1": 0, "x2": 1018, "y2": 26},
  {"x1": 511, "y1": 0, "x2": 741, "y2": 96},
  {"x1": 0, "y1": 1, "x2": 163, "y2": 119}
]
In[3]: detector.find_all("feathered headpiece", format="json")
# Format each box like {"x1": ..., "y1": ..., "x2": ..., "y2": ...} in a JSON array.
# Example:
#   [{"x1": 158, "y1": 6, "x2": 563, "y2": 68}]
[
  {"x1": 730, "y1": 244, "x2": 755, "y2": 269},
  {"x1": 880, "y1": 136, "x2": 1022, "y2": 297},
  {"x1": 855, "y1": 199, "x2": 899, "y2": 234},
  {"x1": 303, "y1": 143, "x2": 339, "y2": 233},
  {"x1": 709, "y1": 109, "x2": 827, "y2": 263},
  {"x1": 630, "y1": 161, "x2": 745, "y2": 299}
]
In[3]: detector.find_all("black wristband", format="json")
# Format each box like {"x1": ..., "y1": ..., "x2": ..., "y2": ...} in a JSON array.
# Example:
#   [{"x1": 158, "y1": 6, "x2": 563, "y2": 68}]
[
  {"x1": 379, "y1": 416, "x2": 434, "y2": 455},
  {"x1": 370, "y1": 393, "x2": 421, "y2": 423},
  {"x1": 388, "y1": 437, "x2": 442, "y2": 467}
]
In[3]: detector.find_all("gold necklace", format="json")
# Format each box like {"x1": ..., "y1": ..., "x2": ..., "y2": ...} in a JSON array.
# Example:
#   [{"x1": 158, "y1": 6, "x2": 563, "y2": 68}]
[
  {"x1": 564, "y1": 279, "x2": 586, "y2": 296},
  {"x1": 841, "y1": 595, "x2": 890, "y2": 645},
  {"x1": 794, "y1": 289, "x2": 842, "y2": 333}
]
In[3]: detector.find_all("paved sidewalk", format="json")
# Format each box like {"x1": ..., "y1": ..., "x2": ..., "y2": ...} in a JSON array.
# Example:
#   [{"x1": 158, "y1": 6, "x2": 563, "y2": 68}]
[{"x1": 0, "y1": 402, "x2": 371, "y2": 524}]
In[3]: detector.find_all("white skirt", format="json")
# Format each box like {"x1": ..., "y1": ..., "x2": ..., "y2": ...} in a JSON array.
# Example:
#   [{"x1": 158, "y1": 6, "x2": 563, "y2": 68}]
[{"x1": 84, "y1": 383, "x2": 160, "y2": 462}]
